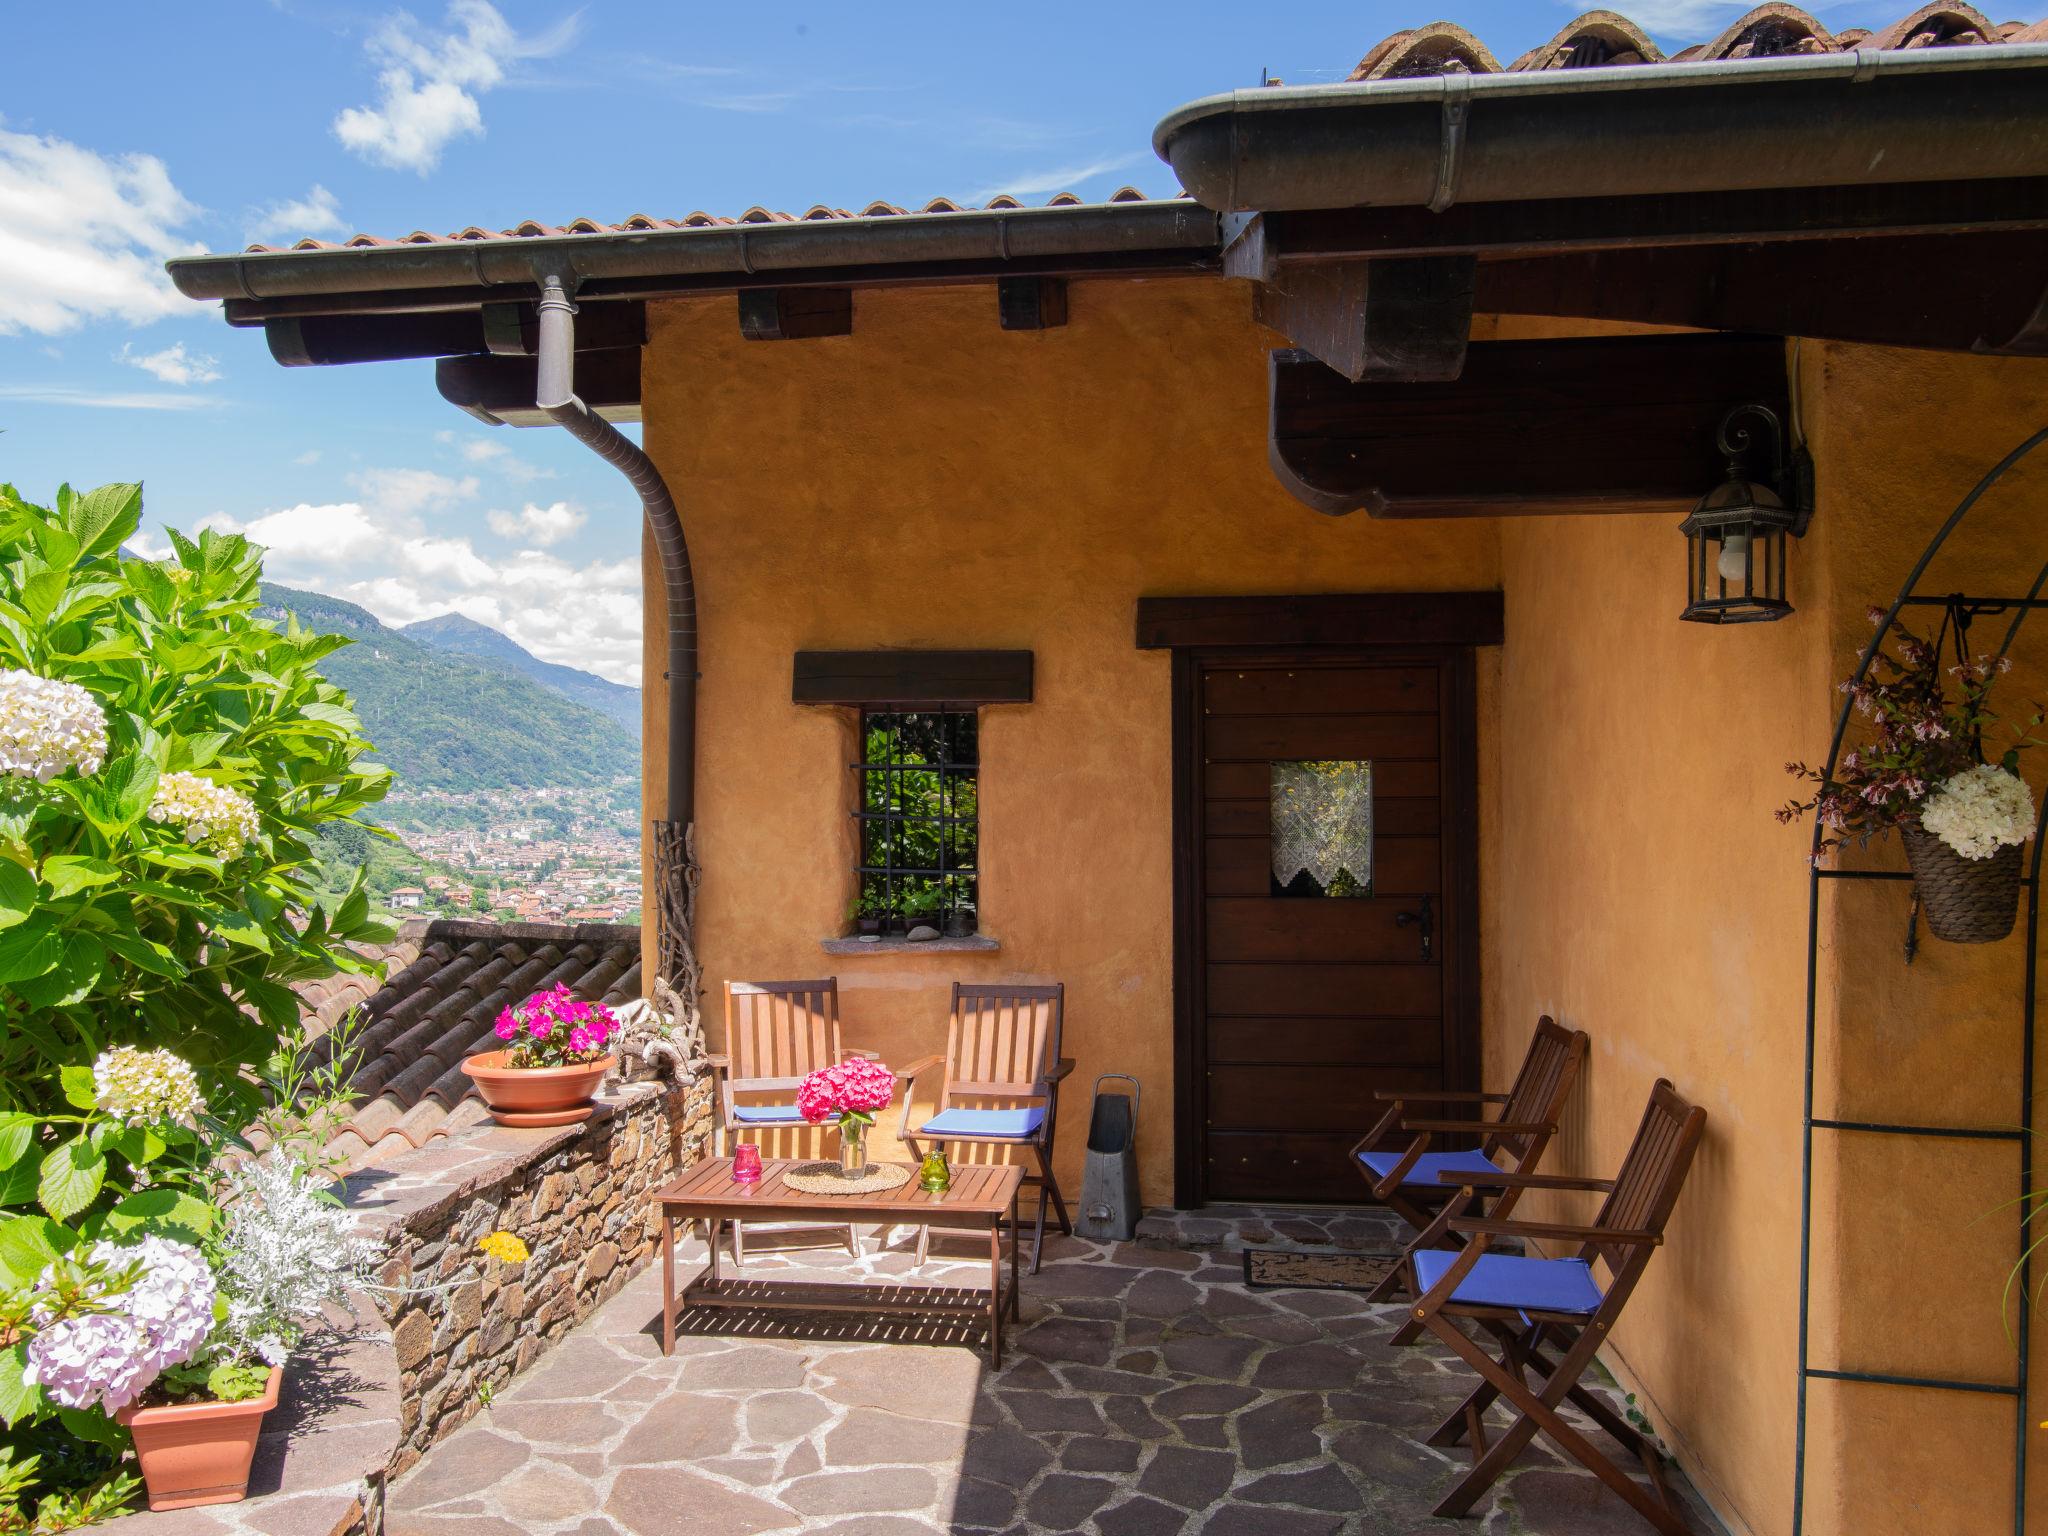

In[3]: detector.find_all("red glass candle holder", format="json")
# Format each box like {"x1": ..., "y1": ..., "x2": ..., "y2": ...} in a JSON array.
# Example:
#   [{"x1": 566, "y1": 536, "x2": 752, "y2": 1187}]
[{"x1": 732, "y1": 1144, "x2": 763, "y2": 1183}]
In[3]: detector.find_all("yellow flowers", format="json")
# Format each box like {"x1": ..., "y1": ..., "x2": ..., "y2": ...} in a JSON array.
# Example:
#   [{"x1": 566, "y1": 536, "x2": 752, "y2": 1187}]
[{"x1": 477, "y1": 1231, "x2": 528, "y2": 1265}]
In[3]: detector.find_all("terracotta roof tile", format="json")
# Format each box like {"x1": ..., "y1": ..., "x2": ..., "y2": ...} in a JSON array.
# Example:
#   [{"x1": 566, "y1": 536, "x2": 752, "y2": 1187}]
[
  {"x1": 243, "y1": 190, "x2": 1185, "y2": 253},
  {"x1": 292, "y1": 919, "x2": 641, "y2": 1175},
  {"x1": 1337, "y1": 4, "x2": 2013, "y2": 84}
]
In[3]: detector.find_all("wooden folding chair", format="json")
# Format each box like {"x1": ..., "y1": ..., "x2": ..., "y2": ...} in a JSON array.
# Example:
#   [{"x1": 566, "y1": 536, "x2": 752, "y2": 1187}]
[
  {"x1": 713, "y1": 978, "x2": 866, "y2": 1267},
  {"x1": 1408, "y1": 1078, "x2": 1708, "y2": 1534},
  {"x1": 897, "y1": 982, "x2": 1073, "y2": 1274},
  {"x1": 1353, "y1": 1016, "x2": 1588, "y2": 1342}
]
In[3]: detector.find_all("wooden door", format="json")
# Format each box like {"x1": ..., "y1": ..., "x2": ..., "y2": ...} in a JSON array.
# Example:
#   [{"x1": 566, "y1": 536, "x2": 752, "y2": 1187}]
[{"x1": 1175, "y1": 649, "x2": 1479, "y2": 1204}]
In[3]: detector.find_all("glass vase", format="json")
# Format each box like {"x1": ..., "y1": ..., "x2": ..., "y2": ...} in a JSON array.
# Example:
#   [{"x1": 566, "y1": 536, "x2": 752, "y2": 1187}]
[{"x1": 838, "y1": 1118, "x2": 869, "y2": 1177}]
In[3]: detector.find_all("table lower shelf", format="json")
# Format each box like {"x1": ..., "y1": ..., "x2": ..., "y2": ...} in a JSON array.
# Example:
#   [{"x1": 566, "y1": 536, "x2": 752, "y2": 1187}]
[{"x1": 682, "y1": 1276, "x2": 999, "y2": 1317}]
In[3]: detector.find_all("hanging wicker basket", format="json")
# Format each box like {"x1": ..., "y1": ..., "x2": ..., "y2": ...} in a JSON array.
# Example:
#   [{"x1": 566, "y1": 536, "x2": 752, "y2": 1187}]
[{"x1": 1900, "y1": 823, "x2": 2023, "y2": 944}]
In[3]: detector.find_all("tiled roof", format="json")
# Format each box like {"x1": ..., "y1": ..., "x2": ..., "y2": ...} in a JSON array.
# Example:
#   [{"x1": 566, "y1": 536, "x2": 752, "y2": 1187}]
[
  {"x1": 245, "y1": 186, "x2": 1163, "y2": 254},
  {"x1": 1339, "y1": 4, "x2": 2046, "y2": 80},
  {"x1": 293, "y1": 919, "x2": 642, "y2": 1173}
]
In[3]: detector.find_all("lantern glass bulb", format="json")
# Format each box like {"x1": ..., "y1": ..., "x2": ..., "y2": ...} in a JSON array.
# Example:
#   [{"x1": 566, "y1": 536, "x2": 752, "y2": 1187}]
[{"x1": 1716, "y1": 532, "x2": 1750, "y2": 584}]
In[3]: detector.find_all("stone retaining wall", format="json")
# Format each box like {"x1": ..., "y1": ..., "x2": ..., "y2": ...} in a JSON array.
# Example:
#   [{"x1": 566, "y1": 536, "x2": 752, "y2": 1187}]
[{"x1": 344, "y1": 1071, "x2": 715, "y2": 1476}]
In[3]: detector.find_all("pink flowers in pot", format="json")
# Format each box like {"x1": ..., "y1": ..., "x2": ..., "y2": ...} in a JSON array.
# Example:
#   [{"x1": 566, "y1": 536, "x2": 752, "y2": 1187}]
[
  {"x1": 796, "y1": 1056, "x2": 895, "y2": 1132},
  {"x1": 493, "y1": 983, "x2": 621, "y2": 1068}
]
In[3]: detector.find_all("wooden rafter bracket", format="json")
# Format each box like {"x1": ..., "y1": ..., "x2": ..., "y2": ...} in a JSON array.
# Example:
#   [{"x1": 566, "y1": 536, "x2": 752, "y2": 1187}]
[
  {"x1": 739, "y1": 287, "x2": 853, "y2": 341},
  {"x1": 1266, "y1": 332, "x2": 1790, "y2": 519}
]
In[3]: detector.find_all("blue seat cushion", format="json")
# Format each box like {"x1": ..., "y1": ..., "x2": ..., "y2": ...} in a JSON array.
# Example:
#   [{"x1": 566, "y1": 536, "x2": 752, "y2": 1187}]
[
  {"x1": 1412, "y1": 1250, "x2": 1604, "y2": 1316},
  {"x1": 731, "y1": 1103, "x2": 803, "y2": 1125},
  {"x1": 1358, "y1": 1147, "x2": 1503, "y2": 1187},
  {"x1": 918, "y1": 1106, "x2": 1047, "y2": 1139}
]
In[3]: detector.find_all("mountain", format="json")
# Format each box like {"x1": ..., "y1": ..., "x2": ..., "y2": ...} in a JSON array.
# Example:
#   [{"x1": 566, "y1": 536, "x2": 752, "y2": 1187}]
[
  {"x1": 402, "y1": 611, "x2": 641, "y2": 739},
  {"x1": 257, "y1": 584, "x2": 635, "y2": 794}
]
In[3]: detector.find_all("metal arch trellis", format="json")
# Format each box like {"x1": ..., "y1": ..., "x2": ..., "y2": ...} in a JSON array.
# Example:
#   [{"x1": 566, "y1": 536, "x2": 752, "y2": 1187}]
[{"x1": 1793, "y1": 425, "x2": 2048, "y2": 1536}]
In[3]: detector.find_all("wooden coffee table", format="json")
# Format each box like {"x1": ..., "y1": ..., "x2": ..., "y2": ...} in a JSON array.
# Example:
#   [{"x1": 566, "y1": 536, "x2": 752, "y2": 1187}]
[{"x1": 654, "y1": 1157, "x2": 1025, "y2": 1364}]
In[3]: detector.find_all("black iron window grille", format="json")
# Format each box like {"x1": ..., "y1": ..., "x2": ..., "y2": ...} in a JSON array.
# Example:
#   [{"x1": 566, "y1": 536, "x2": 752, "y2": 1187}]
[{"x1": 854, "y1": 709, "x2": 978, "y2": 930}]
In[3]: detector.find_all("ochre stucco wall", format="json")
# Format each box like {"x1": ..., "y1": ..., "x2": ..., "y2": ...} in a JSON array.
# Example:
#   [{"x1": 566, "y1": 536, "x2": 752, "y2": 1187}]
[
  {"x1": 634, "y1": 282, "x2": 2048, "y2": 1536},
  {"x1": 639, "y1": 278, "x2": 1499, "y2": 1202},
  {"x1": 1796, "y1": 341, "x2": 2048, "y2": 1536}
]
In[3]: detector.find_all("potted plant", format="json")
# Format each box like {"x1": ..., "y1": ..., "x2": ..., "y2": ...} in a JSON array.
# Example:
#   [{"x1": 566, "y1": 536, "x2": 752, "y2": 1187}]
[
  {"x1": 901, "y1": 883, "x2": 943, "y2": 937},
  {"x1": 1782, "y1": 608, "x2": 2040, "y2": 942},
  {"x1": 463, "y1": 984, "x2": 621, "y2": 1125},
  {"x1": 796, "y1": 1058, "x2": 896, "y2": 1176},
  {"x1": 847, "y1": 890, "x2": 885, "y2": 940}
]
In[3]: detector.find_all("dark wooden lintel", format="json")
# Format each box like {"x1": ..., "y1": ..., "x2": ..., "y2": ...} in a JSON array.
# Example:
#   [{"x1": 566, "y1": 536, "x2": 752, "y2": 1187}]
[
  {"x1": 997, "y1": 277, "x2": 1068, "y2": 330},
  {"x1": 1135, "y1": 592, "x2": 1504, "y2": 650},
  {"x1": 1253, "y1": 256, "x2": 1476, "y2": 383},
  {"x1": 436, "y1": 347, "x2": 642, "y2": 426},
  {"x1": 792, "y1": 650, "x2": 1033, "y2": 707},
  {"x1": 739, "y1": 287, "x2": 854, "y2": 341}
]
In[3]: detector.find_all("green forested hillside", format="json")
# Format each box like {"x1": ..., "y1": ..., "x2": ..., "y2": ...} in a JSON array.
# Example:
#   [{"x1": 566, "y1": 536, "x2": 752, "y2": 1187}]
[
  {"x1": 403, "y1": 610, "x2": 641, "y2": 739},
  {"x1": 258, "y1": 584, "x2": 635, "y2": 792}
]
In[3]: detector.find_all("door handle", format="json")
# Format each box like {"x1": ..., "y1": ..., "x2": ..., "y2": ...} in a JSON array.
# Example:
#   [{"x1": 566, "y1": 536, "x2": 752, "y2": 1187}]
[{"x1": 1394, "y1": 895, "x2": 1434, "y2": 961}]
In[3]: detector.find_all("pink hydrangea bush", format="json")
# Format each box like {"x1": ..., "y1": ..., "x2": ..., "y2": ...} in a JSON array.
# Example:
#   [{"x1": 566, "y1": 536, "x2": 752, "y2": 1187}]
[
  {"x1": 492, "y1": 984, "x2": 620, "y2": 1069},
  {"x1": 796, "y1": 1057, "x2": 895, "y2": 1131}
]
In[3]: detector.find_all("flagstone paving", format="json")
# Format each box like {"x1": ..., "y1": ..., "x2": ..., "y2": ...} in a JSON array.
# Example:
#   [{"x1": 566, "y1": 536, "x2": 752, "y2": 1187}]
[{"x1": 386, "y1": 1220, "x2": 1720, "y2": 1536}]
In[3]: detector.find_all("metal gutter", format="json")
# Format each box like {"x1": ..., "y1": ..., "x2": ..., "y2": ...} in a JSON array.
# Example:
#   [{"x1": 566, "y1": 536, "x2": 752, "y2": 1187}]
[
  {"x1": 166, "y1": 201, "x2": 1220, "y2": 307},
  {"x1": 1153, "y1": 44, "x2": 2048, "y2": 213}
]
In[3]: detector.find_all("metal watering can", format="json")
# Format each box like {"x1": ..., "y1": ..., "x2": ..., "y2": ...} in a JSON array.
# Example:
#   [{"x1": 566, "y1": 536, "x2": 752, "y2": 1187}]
[{"x1": 1073, "y1": 1073, "x2": 1141, "y2": 1242}]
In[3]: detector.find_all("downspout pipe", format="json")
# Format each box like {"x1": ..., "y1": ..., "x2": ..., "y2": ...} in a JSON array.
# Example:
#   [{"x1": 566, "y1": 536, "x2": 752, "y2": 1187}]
[{"x1": 533, "y1": 274, "x2": 695, "y2": 829}]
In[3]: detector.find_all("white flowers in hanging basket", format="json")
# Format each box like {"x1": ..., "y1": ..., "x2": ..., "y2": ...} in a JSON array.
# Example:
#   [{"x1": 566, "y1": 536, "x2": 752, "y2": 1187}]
[
  {"x1": 1919, "y1": 763, "x2": 2037, "y2": 861},
  {"x1": 147, "y1": 770, "x2": 260, "y2": 854},
  {"x1": 0, "y1": 669, "x2": 107, "y2": 782}
]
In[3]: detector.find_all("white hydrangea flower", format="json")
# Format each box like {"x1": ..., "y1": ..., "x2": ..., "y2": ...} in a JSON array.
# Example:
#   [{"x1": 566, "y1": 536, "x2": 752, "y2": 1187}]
[
  {"x1": 1920, "y1": 764, "x2": 2037, "y2": 860},
  {"x1": 93, "y1": 1045, "x2": 206, "y2": 1127},
  {"x1": 147, "y1": 770, "x2": 260, "y2": 854},
  {"x1": 23, "y1": 1237, "x2": 216, "y2": 1414},
  {"x1": 0, "y1": 670, "x2": 107, "y2": 782}
]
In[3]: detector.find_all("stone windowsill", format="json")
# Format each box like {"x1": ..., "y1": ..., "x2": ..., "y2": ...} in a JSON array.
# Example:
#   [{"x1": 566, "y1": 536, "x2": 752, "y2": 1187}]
[{"x1": 820, "y1": 933, "x2": 1001, "y2": 956}]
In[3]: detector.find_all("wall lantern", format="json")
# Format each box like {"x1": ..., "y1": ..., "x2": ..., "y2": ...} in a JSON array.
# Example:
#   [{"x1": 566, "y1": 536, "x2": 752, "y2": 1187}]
[{"x1": 1679, "y1": 403, "x2": 1813, "y2": 624}]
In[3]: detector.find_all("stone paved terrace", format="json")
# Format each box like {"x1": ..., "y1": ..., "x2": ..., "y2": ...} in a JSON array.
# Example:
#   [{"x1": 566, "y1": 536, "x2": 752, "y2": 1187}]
[{"x1": 386, "y1": 1216, "x2": 1724, "y2": 1536}]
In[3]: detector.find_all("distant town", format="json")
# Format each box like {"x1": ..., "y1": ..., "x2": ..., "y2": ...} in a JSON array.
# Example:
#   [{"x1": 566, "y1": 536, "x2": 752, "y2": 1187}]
[{"x1": 370, "y1": 779, "x2": 643, "y2": 927}]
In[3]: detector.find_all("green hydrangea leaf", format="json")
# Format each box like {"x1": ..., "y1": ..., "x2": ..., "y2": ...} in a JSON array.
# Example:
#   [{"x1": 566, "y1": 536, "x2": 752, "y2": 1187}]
[
  {"x1": 0, "y1": 920, "x2": 63, "y2": 985},
  {"x1": 0, "y1": 861, "x2": 32, "y2": 931},
  {"x1": 58, "y1": 1065, "x2": 96, "y2": 1112},
  {"x1": 39, "y1": 856, "x2": 120, "y2": 899},
  {"x1": 37, "y1": 1137, "x2": 105, "y2": 1223},
  {"x1": 99, "y1": 1188, "x2": 212, "y2": 1245},
  {"x1": 0, "y1": 1114, "x2": 34, "y2": 1172},
  {"x1": 0, "y1": 1344, "x2": 42, "y2": 1430}
]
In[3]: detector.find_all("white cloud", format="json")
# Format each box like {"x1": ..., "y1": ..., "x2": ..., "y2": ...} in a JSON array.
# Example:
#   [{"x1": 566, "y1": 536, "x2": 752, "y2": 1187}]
[
  {"x1": 245, "y1": 184, "x2": 345, "y2": 245},
  {"x1": 971, "y1": 151, "x2": 1150, "y2": 201},
  {"x1": 347, "y1": 466, "x2": 478, "y2": 515},
  {"x1": 118, "y1": 341, "x2": 221, "y2": 386},
  {"x1": 292, "y1": 449, "x2": 322, "y2": 466},
  {"x1": 0, "y1": 383, "x2": 214, "y2": 411},
  {"x1": 332, "y1": 1, "x2": 581, "y2": 173},
  {"x1": 460, "y1": 436, "x2": 556, "y2": 482},
  {"x1": 486, "y1": 500, "x2": 586, "y2": 547},
  {"x1": 1595, "y1": 0, "x2": 1747, "y2": 37},
  {"x1": 0, "y1": 128, "x2": 203, "y2": 334},
  {"x1": 191, "y1": 467, "x2": 640, "y2": 685}
]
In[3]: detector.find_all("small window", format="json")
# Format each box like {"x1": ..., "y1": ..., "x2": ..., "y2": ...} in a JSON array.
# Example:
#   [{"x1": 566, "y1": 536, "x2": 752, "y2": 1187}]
[
  {"x1": 857, "y1": 710, "x2": 978, "y2": 926},
  {"x1": 1270, "y1": 759, "x2": 1373, "y2": 898}
]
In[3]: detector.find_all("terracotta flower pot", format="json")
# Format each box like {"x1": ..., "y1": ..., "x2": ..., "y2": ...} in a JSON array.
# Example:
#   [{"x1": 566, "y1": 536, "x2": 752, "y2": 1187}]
[
  {"x1": 462, "y1": 1051, "x2": 616, "y2": 1127},
  {"x1": 117, "y1": 1365, "x2": 280, "y2": 1511}
]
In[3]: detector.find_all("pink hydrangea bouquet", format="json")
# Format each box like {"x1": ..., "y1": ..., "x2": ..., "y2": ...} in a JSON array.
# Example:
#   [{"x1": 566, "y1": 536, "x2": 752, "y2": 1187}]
[
  {"x1": 493, "y1": 984, "x2": 620, "y2": 1068},
  {"x1": 796, "y1": 1057, "x2": 895, "y2": 1135}
]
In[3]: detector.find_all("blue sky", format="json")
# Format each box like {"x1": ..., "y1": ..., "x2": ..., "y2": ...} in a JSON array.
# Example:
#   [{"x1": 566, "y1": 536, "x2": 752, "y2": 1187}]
[{"x1": 0, "y1": 0, "x2": 1955, "y2": 682}]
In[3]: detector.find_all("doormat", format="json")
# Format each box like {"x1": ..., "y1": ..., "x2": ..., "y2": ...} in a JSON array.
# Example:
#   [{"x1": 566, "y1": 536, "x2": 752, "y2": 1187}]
[{"x1": 1242, "y1": 1247, "x2": 1399, "y2": 1292}]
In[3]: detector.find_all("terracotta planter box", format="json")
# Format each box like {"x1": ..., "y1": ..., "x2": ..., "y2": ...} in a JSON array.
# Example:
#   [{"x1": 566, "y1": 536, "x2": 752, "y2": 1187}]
[
  {"x1": 117, "y1": 1365, "x2": 280, "y2": 1511},
  {"x1": 462, "y1": 1051, "x2": 616, "y2": 1127}
]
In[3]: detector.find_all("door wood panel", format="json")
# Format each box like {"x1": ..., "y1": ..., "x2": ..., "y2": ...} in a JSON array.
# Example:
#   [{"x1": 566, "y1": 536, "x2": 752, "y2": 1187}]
[
  {"x1": 1203, "y1": 713, "x2": 1440, "y2": 763},
  {"x1": 1172, "y1": 641, "x2": 1482, "y2": 1207}
]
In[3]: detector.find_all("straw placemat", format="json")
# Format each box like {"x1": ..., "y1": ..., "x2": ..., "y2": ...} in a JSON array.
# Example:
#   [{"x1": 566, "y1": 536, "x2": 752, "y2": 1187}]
[{"x1": 783, "y1": 1161, "x2": 913, "y2": 1195}]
